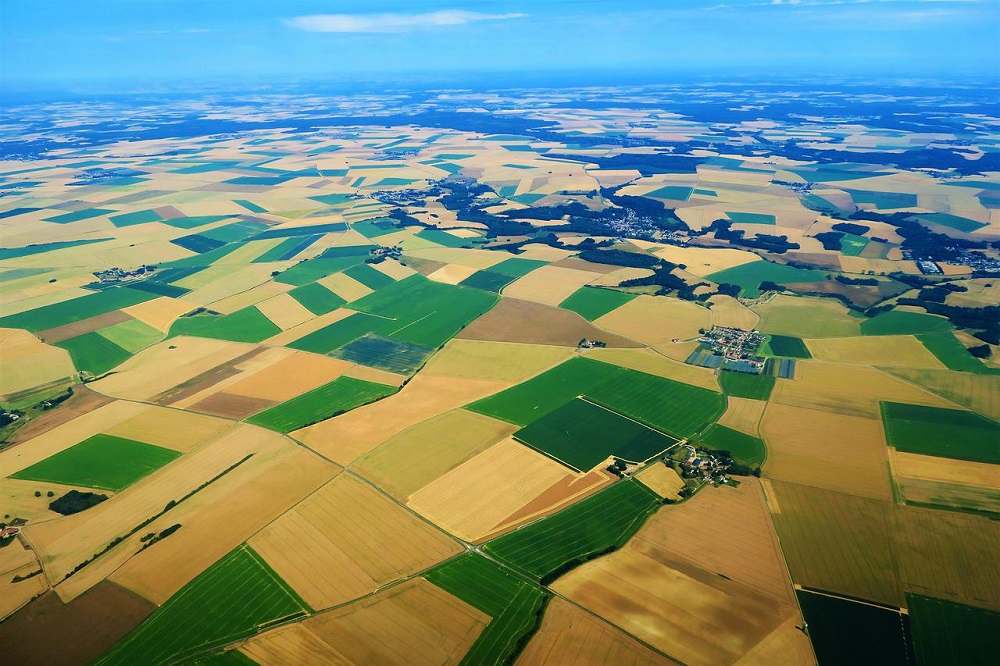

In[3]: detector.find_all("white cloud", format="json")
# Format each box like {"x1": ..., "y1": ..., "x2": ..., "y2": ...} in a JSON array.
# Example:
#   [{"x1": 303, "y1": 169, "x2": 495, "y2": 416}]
[{"x1": 284, "y1": 10, "x2": 528, "y2": 34}]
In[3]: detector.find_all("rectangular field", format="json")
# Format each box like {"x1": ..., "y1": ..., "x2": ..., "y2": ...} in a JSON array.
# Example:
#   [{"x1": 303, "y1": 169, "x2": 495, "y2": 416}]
[
  {"x1": 763, "y1": 334, "x2": 812, "y2": 359},
  {"x1": 881, "y1": 401, "x2": 1000, "y2": 464},
  {"x1": 330, "y1": 334, "x2": 434, "y2": 374},
  {"x1": 247, "y1": 376, "x2": 397, "y2": 433},
  {"x1": 514, "y1": 398, "x2": 678, "y2": 471},
  {"x1": 425, "y1": 554, "x2": 549, "y2": 666},
  {"x1": 483, "y1": 480, "x2": 661, "y2": 582},
  {"x1": 56, "y1": 332, "x2": 132, "y2": 376},
  {"x1": 719, "y1": 370, "x2": 776, "y2": 400},
  {"x1": 698, "y1": 424, "x2": 766, "y2": 467},
  {"x1": 797, "y1": 590, "x2": 913, "y2": 666},
  {"x1": 907, "y1": 593, "x2": 999, "y2": 666},
  {"x1": 9, "y1": 433, "x2": 180, "y2": 492},
  {"x1": 558, "y1": 287, "x2": 635, "y2": 321},
  {"x1": 96, "y1": 545, "x2": 309, "y2": 665}
]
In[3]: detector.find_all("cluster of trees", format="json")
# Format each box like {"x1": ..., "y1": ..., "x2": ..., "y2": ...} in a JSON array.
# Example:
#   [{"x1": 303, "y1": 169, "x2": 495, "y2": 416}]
[
  {"x1": 578, "y1": 248, "x2": 660, "y2": 269},
  {"x1": 700, "y1": 220, "x2": 800, "y2": 253},
  {"x1": 831, "y1": 222, "x2": 870, "y2": 235},
  {"x1": 836, "y1": 275, "x2": 879, "y2": 286},
  {"x1": 49, "y1": 489, "x2": 108, "y2": 516},
  {"x1": 814, "y1": 231, "x2": 846, "y2": 251}
]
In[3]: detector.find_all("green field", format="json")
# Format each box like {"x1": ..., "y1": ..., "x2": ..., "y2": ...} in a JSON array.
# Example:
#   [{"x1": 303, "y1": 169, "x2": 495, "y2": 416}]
[
  {"x1": 558, "y1": 287, "x2": 635, "y2": 321},
  {"x1": 96, "y1": 545, "x2": 309, "y2": 665},
  {"x1": 515, "y1": 398, "x2": 678, "y2": 471},
  {"x1": 797, "y1": 590, "x2": 913, "y2": 666},
  {"x1": 273, "y1": 256, "x2": 367, "y2": 286},
  {"x1": 706, "y1": 262, "x2": 827, "y2": 298},
  {"x1": 881, "y1": 401, "x2": 1000, "y2": 464},
  {"x1": 484, "y1": 480, "x2": 661, "y2": 582},
  {"x1": 426, "y1": 554, "x2": 549, "y2": 666},
  {"x1": 415, "y1": 229, "x2": 471, "y2": 248},
  {"x1": 252, "y1": 235, "x2": 322, "y2": 263},
  {"x1": 330, "y1": 334, "x2": 433, "y2": 374},
  {"x1": 43, "y1": 207, "x2": 115, "y2": 224},
  {"x1": 469, "y1": 357, "x2": 724, "y2": 439},
  {"x1": 108, "y1": 209, "x2": 163, "y2": 228},
  {"x1": 288, "y1": 282, "x2": 345, "y2": 316},
  {"x1": 247, "y1": 376, "x2": 396, "y2": 433},
  {"x1": 907, "y1": 593, "x2": 1000, "y2": 666},
  {"x1": 646, "y1": 185, "x2": 693, "y2": 201},
  {"x1": 487, "y1": 258, "x2": 547, "y2": 277},
  {"x1": 719, "y1": 370, "x2": 776, "y2": 400},
  {"x1": 349, "y1": 275, "x2": 497, "y2": 348},
  {"x1": 169, "y1": 307, "x2": 280, "y2": 344},
  {"x1": 351, "y1": 217, "x2": 398, "y2": 238},
  {"x1": 0, "y1": 238, "x2": 111, "y2": 261},
  {"x1": 97, "y1": 319, "x2": 164, "y2": 353},
  {"x1": 9, "y1": 434, "x2": 180, "y2": 491},
  {"x1": 55, "y1": 332, "x2": 133, "y2": 376},
  {"x1": 913, "y1": 212, "x2": 988, "y2": 233},
  {"x1": 725, "y1": 211, "x2": 776, "y2": 225},
  {"x1": 916, "y1": 332, "x2": 998, "y2": 374},
  {"x1": 846, "y1": 190, "x2": 918, "y2": 210},
  {"x1": 763, "y1": 334, "x2": 812, "y2": 359},
  {"x1": 286, "y1": 312, "x2": 388, "y2": 354},
  {"x1": 459, "y1": 270, "x2": 516, "y2": 293},
  {"x1": 342, "y1": 263, "x2": 396, "y2": 289},
  {"x1": 862, "y1": 311, "x2": 953, "y2": 336},
  {"x1": 0, "y1": 287, "x2": 156, "y2": 332},
  {"x1": 839, "y1": 233, "x2": 870, "y2": 256},
  {"x1": 698, "y1": 425, "x2": 766, "y2": 467}
]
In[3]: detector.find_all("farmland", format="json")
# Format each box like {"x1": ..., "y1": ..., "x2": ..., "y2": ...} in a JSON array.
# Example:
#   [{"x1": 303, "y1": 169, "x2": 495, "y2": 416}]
[
  {"x1": 718, "y1": 370, "x2": 776, "y2": 400},
  {"x1": 425, "y1": 554, "x2": 549, "y2": 666},
  {"x1": 514, "y1": 398, "x2": 678, "y2": 471},
  {"x1": 10, "y1": 434, "x2": 181, "y2": 491},
  {"x1": 698, "y1": 424, "x2": 766, "y2": 466},
  {"x1": 558, "y1": 286, "x2": 635, "y2": 321},
  {"x1": 796, "y1": 590, "x2": 913, "y2": 666},
  {"x1": 881, "y1": 401, "x2": 1000, "y2": 464},
  {"x1": 483, "y1": 479, "x2": 661, "y2": 581},
  {"x1": 907, "y1": 594, "x2": 1000, "y2": 666},
  {"x1": 96, "y1": 545, "x2": 310, "y2": 665},
  {"x1": 763, "y1": 334, "x2": 812, "y2": 358},
  {"x1": 248, "y1": 376, "x2": 397, "y2": 433}
]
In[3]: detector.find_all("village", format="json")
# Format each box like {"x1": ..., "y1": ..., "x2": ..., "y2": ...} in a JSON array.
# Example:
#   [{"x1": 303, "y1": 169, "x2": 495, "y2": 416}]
[{"x1": 698, "y1": 325, "x2": 766, "y2": 371}]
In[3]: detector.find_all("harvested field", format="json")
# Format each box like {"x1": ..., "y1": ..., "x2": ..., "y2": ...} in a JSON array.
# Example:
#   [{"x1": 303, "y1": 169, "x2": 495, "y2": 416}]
[
  {"x1": 317, "y1": 271, "x2": 373, "y2": 302},
  {"x1": 250, "y1": 473, "x2": 461, "y2": 610},
  {"x1": 101, "y1": 405, "x2": 229, "y2": 454},
  {"x1": 121, "y1": 296, "x2": 197, "y2": 333},
  {"x1": 107, "y1": 440, "x2": 332, "y2": 605},
  {"x1": 652, "y1": 244, "x2": 761, "y2": 277},
  {"x1": 189, "y1": 392, "x2": 278, "y2": 419},
  {"x1": 767, "y1": 480, "x2": 901, "y2": 606},
  {"x1": 291, "y1": 577, "x2": 488, "y2": 666},
  {"x1": 890, "y1": 449, "x2": 998, "y2": 490},
  {"x1": 806, "y1": 335, "x2": 945, "y2": 369},
  {"x1": 89, "y1": 336, "x2": 257, "y2": 402},
  {"x1": 421, "y1": 339, "x2": 573, "y2": 383},
  {"x1": 595, "y1": 295, "x2": 710, "y2": 356},
  {"x1": 708, "y1": 295, "x2": 760, "y2": 330},
  {"x1": 717, "y1": 397, "x2": 767, "y2": 435},
  {"x1": 294, "y1": 375, "x2": 509, "y2": 465},
  {"x1": 352, "y1": 408, "x2": 517, "y2": 499},
  {"x1": 760, "y1": 402, "x2": 892, "y2": 501},
  {"x1": 458, "y1": 297, "x2": 641, "y2": 348},
  {"x1": 0, "y1": 328, "x2": 75, "y2": 400},
  {"x1": 408, "y1": 438, "x2": 571, "y2": 542},
  {"x1": 0, "y1": 477, "x2": 106, "y2": 524},
  {"x1": 503, "y1": 266, "x2": 599, "y2": 307},
  {"x1": 0, "y1": 584, "x2": 156, "y2": 666},
  {"x1": 771, "y1": 360, "x2": 950, "y2": 419},
  {"x1": 234, "y1": 624, "x2": 352, "y2": 665},
  {"x1": 224, "y1": 351, "x2": 351, "y2": 402},
  {"x1": 754, "y1": 295, "x2": 860, "y2": 339},
  {"x1": 581, "y1": 347, "x2": 720, "y2": 392},
  {"x1": 552, "y1": 540, "x2": 796, "y2": 666},
  {"x1": 637, "y1": 482, "x2": 795, "y2": 604},
  {"x1": 634, "y1": 462, "x2": 686, "y2": 499},
  {"x1": 491, "y1": 469, "x2": 612, "y2": 536},
  {"x1": 255, "y1": 293, "x2": 314, "y2": 330},
  {"x1": 897, "y1": 505, "x2": 1000, "y2": 610},
  {"x1": 886, "y1": 367, "x2": 1000, "y2": 421},
  {"x1": 427, "y1": 263, "x2": 479, "y2": 285},
  {"x1": 517, "y1": 597, "x2": 674, "y2": 666}
]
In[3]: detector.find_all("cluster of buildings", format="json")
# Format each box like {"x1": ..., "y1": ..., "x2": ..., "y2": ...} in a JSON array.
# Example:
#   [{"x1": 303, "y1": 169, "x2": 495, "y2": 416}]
[
  {"x1": 699, "y1": 326, "x2": 765, "y2": 364},
  {"x1": 676, "y1": 446, "x2": 732, "y2": 486},
  {"x1": 369, "y1": 245, "x2": 402, "y2": 260},
  {"x1": 92, "y1": 265, "x2": 154, "y2": 285}
]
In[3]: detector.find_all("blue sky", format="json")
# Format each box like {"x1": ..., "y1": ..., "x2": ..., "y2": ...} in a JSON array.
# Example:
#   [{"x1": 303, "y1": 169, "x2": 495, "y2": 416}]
[{"x1": 2, "y1": 1, "x2": 997, "y2": 89}]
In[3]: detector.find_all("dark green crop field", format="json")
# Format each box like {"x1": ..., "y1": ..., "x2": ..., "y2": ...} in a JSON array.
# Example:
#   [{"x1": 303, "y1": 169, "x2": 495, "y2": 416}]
[
  {"x1": 426, "y1": 554, "x2": 549, "y2": 666},
  {"x1": 56, "y1": 332, "x2": 132, "y2": 376},
  {"x1": 286, "y1": 312, "x2": 388, "y2": 354},
  {"x1": 797, "y1": 590, "x2": 913, "y2": 666},
  {"x1": 916, "y1": 332, "x2": 999, "y2": 374},
  {"x1": 288, "y1": 282, "x2": 345, "y2": 315},
  {"x1": 881, "y1": 401, "x2": 1000, "y2": 464},
  {"x1": 907, "y1": 593, "x2": 1000, "y2": 666},
  {"x1": 330, "y1": 334, "x2": 434, "y2": 374},
  {"x1": 763, "y1": 334, "x2": 812, "y2": 359},
  {"x1": 483, "y1": 480, "x2": 661, "y2": 582},
  {"x1": 96, "y1": 545, "x2": 309, "y2": 665},
  {"x1": 719, "y1": 371, "x2": 776, "y2": 401},
  {"x1": 247, "y1": 376, "x2": 396, "y2": 433},
  {"x1": 515, "y1": 398, "x2": 678, "y2": 471},
  {"x1": 10, "y1": 434, "x2": 180, "y2": 491},
  {"x1": 558, "y1": 287, "x2": 635, "y2": 321}
]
